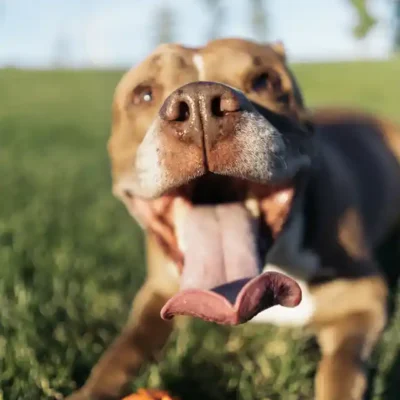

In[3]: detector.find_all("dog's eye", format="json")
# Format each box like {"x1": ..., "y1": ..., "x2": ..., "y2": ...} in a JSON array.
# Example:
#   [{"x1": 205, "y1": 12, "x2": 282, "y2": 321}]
[
  {"x1": 131, "y1": 85, "x2": 153, "y2": 106},
  {"x1": 251, "y1": 73, "x2": 269, "y2": 92},
  {"x1": 250, "y1": 70, "x2": 282, "y2": 95}
]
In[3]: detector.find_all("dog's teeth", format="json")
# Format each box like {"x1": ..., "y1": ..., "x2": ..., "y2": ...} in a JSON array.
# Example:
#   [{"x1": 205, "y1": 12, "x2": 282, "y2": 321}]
[{"x1": 244, "y1": 197, "x2": 260, "y2": 218}]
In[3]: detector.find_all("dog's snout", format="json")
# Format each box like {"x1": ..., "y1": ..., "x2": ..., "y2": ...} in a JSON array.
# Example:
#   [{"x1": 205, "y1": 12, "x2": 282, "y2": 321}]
[{"x1": 159, "y1": 82, "x2": 249, "y2": 149}]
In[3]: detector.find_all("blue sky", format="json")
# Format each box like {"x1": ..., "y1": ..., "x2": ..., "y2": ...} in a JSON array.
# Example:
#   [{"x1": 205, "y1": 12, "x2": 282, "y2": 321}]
[{"x1": 0, "y1": 0, "x2": 395, "y2": 68}]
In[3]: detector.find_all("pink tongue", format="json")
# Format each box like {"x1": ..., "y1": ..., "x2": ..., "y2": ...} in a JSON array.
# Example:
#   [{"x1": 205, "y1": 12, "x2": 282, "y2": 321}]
[
  {"x1": 178, "y1": 204, "x2": 260, "y2": 291},
  {"x1": 161, "y1": 204, "x2": 302, "y2": 325}
]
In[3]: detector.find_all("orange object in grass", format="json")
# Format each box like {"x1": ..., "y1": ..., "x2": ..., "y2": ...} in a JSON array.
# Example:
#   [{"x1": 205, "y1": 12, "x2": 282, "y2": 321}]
[{"x1": 122, "y1": 388, "x2": 179, "y2": 400}]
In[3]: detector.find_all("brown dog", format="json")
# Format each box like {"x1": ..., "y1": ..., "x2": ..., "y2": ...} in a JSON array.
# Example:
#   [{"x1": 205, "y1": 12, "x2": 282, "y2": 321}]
[{"x1": 68, "y1": 39, "x2": 400, "y2": 400}]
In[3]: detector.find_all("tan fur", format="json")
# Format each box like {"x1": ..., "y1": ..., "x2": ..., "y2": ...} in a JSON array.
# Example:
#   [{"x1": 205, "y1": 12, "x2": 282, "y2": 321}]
[
  {"x1": 315, "y1": 306, "x2": 386, "y2": 400},
  {"x1": 67, "y1": 39, "x2": 400, "y2": 400}
]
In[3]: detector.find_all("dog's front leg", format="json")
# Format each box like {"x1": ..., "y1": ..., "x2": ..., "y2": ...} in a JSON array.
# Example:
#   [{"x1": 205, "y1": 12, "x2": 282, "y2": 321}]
[
  {"x1": 68, "y1": 236, "x2": 179, "y2": 400},
  {"x1": 312, "y1": 276, "x2": 387, "y2": 400}
]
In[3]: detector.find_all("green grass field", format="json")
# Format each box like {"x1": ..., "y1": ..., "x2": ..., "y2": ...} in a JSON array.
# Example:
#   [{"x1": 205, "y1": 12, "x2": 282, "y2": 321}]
[{"x1": 1, "y1": 58, "x2": 400, "y2": 400}]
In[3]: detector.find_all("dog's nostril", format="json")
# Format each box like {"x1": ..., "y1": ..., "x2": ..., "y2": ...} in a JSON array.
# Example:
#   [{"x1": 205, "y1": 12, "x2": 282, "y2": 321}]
[
  {"x1": 160, "y1": 97, "x2": 190, "y2": 122},
  {"x1": 211, "y1": 96, "x2": 224, "y2": 117},
  {"x1": 175, "y1": 101, "x2": 190, "y2": 122}
]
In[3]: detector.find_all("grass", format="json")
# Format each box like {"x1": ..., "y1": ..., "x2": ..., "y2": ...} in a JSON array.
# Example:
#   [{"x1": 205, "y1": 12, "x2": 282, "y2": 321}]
[{"x1": 0, "y1": 58, "x2": 400, "y2": 400}]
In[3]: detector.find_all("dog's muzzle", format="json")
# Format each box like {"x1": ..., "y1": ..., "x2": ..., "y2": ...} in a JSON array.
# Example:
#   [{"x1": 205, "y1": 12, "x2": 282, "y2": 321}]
[
  {"x1": 133, "y1": 81, "x2": 298, "y2": 199},
  {"x1": 123, "y1": 82, "x2": 309, "y2": 325}
]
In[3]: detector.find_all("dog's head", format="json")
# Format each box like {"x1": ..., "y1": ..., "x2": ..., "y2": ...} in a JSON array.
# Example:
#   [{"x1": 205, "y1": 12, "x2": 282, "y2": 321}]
[{"x1": 108, "y1": 38, "x2": 313, "y2": 325}]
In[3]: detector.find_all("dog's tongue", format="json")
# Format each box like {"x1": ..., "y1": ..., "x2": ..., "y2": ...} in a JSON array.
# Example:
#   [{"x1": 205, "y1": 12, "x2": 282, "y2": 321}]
[
  {"x1": 178, "y1": 204, "x2": 260, "y2": 291},
  {"x1": 161, "y1": 204, "x2": 301, "y2": 325}
]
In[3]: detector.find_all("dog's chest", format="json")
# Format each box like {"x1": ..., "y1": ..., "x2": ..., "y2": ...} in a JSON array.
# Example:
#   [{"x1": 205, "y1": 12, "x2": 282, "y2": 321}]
[{"x1": 249, "y1": 264, "x2": 316, "y2": 327}]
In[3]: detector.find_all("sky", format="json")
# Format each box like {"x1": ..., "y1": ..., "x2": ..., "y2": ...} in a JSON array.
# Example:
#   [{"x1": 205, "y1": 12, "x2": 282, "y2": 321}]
[{"x1": 0, "y1": 0, "x2": 396, "y2": 68}]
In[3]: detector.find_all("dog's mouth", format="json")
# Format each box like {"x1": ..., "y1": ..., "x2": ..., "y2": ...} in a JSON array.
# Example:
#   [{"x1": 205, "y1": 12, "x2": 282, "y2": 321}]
[{"x1": 133, "y1": 173, "x2": 301, "y2": 325}]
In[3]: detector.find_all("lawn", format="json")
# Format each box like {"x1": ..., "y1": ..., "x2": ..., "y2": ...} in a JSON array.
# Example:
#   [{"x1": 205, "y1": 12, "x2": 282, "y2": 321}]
[{"x1": 0, "y1": 58, "x2": 400, "y2": 400}]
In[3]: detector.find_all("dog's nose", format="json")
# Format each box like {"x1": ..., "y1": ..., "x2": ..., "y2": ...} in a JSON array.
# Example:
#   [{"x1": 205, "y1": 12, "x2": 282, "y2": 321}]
[{"x1": 159, "y1": 82, "x2": 250, "y2": 149}]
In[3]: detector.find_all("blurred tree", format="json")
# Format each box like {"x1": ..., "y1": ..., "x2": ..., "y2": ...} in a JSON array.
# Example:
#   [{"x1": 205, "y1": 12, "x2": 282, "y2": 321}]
[
  {"x1": 203, "y1": 0, "x2": 224, "y2": 40},
  {"x1": 348, "y1": 0, "x2": 377, "y2": 39},
  {"x1": 154, "y1": 4, "x2": 174, "y2": 45},
  {"x1": 251, "y1": 0, "x2": 268, "y2": 41}
]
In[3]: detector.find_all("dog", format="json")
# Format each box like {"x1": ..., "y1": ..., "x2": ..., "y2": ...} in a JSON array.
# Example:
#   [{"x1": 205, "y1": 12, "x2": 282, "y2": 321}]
[{"x1": 67, "y1": 38, "x2": 400, "y2": 400}]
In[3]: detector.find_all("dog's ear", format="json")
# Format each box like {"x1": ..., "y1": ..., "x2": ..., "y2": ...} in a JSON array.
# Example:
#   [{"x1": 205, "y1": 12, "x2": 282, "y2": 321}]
[{"x1": 270, "y1": 40, "x2": 286, "y2": 62}]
